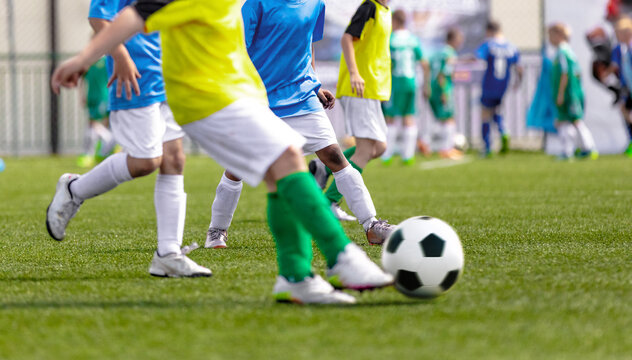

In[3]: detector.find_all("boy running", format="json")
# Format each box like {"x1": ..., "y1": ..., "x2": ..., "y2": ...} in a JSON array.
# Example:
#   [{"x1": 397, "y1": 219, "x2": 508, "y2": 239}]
[
  {"x1": 46, "y1": 0, "x2": 211, "y2": 278},
  {"x1": 476, "y1": 21, "x2": 522, "y2": 157},
  {"x1": 381, "y1": 10, "x2": 427, "y2": 166},
  {"x1": 206, "y1": 0, "x2": 393, "y2": 249},
  {"x1": 51, "y1": 0, "x2": 393, "y2": 304},
  {"x1": 428, "y1": 28, "x2": 464, "y2": 160},
  {"x1": 310, "y1": 0, "x2": 394, "y2": 222},
  {"x1": 548, "y1": 23, "x2": 598, "y2": 160}
]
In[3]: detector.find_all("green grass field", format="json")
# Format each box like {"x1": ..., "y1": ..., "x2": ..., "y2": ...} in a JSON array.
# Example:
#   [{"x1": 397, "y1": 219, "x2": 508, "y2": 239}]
[{"x1": 0, "y1": 153, "x2": 631, "y2": 359}]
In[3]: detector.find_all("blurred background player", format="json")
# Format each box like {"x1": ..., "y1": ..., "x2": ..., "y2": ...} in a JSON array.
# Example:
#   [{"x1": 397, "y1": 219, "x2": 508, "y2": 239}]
[
  {"x1": 46, "y1": 0, "x2": 211, "y2": 278},
  {"x1": 77, "y1": 56, "x2": 116, "y2": 168},
  {"x1": 476, "y1": 20, "x2": 522, "y2": 158},
  {"x1": 316, "y1": 0, "x2": 395, "y2": 223},
  {"x1": 549, "y1": 23, "x2": 598, "y2": 160},
  {"x1": 207, "y1": 0, "x2": 392, "y2": 249},
  {"x1": 610, "y1": 17, "x2": 632, "y2": 157},
  {"x1": 381, "y1": 9, "x2": 428, "y2": 166},
  {"x1": 52, "y1": 0, "x2": 394, "y2": 304},
  {"x1": 428, "y1": 28, "x2": 464, "y2": 160}
]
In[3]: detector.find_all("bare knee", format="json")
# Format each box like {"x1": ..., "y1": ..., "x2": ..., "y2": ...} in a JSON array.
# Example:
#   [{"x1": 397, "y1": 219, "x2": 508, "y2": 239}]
[
  {"x1": 317, "y1": 145, "x2": 348, "y2": 172},
  {"x1": 373, "y1": 141, "x2": 387, "y2": 158},
  {"x1": 128, "y1": 157, "x2": 162, "y2": 178},
  {"x1": 265, "y1": 145, "x2": 306, "y2": 183},
  {"x1": 160, "y1": 139, "x2": 185, "y2": 175}
]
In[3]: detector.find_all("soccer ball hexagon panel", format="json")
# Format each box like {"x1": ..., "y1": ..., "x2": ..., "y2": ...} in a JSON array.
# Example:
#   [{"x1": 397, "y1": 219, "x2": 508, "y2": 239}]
[{"x1": 382, "y1": 216, "x2": 464, "y2": 299}]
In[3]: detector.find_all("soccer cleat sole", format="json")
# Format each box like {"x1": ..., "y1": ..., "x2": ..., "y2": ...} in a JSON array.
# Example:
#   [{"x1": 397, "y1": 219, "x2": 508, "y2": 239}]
[
  {"x1": 149, "y1": 271, "x2": 213, "y2": 278},
  {"x1": 327, "y1": 275, "x2": 394, "y2": 292}
]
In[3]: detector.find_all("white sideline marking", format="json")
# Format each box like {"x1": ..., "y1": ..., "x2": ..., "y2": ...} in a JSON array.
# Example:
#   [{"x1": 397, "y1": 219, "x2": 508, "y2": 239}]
[{"x1": 419, "y1": 156, "x2": 474, "y2": 170}]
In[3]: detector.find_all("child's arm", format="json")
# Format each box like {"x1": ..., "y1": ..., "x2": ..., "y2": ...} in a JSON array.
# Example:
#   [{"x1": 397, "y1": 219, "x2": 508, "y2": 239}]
[
  {"x1": 89, "y1": 18, "x2": 141, "y2": 100},
  {"x1": 557, "y1": 53, "x2": 569, "y2": 106},
  {"x1": 421, "y1": 60, "x2": 431, "y2": 99},
  {"x1": 341, "y1": 33, "x2": 365, "y2": 98},
  {"x1": 52, "y1": 6, "x2": 145, "y2": 94}
]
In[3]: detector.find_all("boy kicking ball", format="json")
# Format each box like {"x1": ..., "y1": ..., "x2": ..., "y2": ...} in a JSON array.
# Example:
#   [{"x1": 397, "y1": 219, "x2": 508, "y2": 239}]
[
  {"x1": 51, "y1": 0, "x2": 393, "y2": 304},
  {"x1": 205, "y1": 0, "x2": 392, "y2": 249}
]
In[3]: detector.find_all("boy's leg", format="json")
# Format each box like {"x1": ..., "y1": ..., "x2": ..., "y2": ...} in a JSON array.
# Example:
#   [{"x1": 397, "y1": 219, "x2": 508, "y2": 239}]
[
  {"x1": 557, "y1": 121, "x2": 575, "y2": 158},
  {"x1": 481, "y1": 106, "x2": 493, "y2": 155},
  {"x1": 572, "y1": 120, "x2": 598, "y2": 157},
  {"x1": 401, "y1": 116, "x2": 418, "y2": 164},
  {"x1": 382, "y1": 117, "x2": 400, "y2": 163},
  {"x1": 493, "y1": 112, "x2": 510, "y2": 154},
  {"x1": 149, "y1": 103, "x2": 211, "y2": 277},
  {"x1": 205, "y1": 170, "x2": 243, "y2": 249},
  {"x1": 46, "y1": 105, "x2": 168, "y2": 241}
]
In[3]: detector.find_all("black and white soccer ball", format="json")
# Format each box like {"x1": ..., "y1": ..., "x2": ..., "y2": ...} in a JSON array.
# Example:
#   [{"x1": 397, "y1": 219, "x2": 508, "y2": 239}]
[{"x1": 382, "y1": 216, "x2": 464, "y2": 299}]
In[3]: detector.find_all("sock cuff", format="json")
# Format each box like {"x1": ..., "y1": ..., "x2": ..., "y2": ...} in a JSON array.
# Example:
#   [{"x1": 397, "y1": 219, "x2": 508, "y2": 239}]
[
  {"x1": 348, "y1": 160, "x2": 363, "y2": 173},
  {"x1": 156, "y1": 174, "x2": 185, "y2": 193},
  {"x1": 111, "y1": 152, "x2": 133, "y2": 184},
  {"x1": 332, "y1": 164, "x2": 356, "y2": 179},
  {"x1": 403, "y1": 126, "x2": 418, "y2": 134},
  {"x1": 221, "y1": 172, "x2": 243, "y2": 189}
]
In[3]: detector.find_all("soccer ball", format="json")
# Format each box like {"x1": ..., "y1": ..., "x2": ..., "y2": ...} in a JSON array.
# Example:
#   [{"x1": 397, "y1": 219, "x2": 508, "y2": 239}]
[
  {"x1": 453, "y1": 133, "x2": 468, "y2": 152},
  {"x1": 382, "y1": 216, "x2": 464, "y2": 299}
]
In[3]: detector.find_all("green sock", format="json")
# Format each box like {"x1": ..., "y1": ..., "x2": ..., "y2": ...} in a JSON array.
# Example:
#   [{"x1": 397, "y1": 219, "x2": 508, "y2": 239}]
[
  {"x1": 325, "y1": 146, "x2": 356, "y2": 175},
  {"x1": 267, "y1": 193, "x2": 313, "y2": 282},
  {"x1": 277, "y1": 172, "x2": 351, "y2": 268},
  {"x1": 324, "y1": 159, "x2": 363, "y2": 204}
]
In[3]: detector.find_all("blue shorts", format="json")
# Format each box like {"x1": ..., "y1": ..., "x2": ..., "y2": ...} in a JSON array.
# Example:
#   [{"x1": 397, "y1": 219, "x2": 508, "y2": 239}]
[{"x1": 481, "y1": 97, "x2": 502, "y2": 108}]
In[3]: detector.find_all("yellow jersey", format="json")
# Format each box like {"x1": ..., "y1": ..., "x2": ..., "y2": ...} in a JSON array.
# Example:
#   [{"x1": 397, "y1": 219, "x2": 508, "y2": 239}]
[
  {"x1": 136, "y1": 0, "x2": 268, "y2": 125},
  {"x1": 336, "y1": 0, "x2": 392, "y2": 101}
]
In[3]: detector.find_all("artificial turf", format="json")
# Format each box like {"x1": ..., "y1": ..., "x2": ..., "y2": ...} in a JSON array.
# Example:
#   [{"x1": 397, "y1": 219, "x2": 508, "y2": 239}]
[{"x1": 0, "y1": 153, "x2": 630, "y2": 359}]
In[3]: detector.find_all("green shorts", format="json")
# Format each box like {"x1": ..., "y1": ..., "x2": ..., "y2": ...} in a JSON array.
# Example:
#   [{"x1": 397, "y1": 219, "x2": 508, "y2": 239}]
[
  {"x1": 429, "y1": 94, "x2": 454, "y2": 121},
  {"x1": 88, "y1": 102, "x2": 109, "y2": 121},
  {"x1": 556, "y1": 95, "x2": 584, "y2": 122},
  {"x1": 382, "y1": 78, "x2": 417, "y2": 117}
]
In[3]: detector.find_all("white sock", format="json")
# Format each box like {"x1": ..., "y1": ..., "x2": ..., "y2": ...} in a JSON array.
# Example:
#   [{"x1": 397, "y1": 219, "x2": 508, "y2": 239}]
[
  {"x1": 402, "y1": 126, "x2": 418, "y2": 160},
  {"x1": 82, "y1": 127, "x2": 99, "y2": 156},
  {"x1": 155, "y1": 174, "x2": 186, "y2": 256},
  {"x1": 209, "y1": 172, "x2": 243, "y2": 230},
  {"x1": 69, "y1": 152, "x2": 133, "y2": 204},
  {"x1": 559, "y1": 123, "x2": 575, "y2": 157},
  {"x1": 574, "y1": 122, "x2": 596, "y2": 151},
  {"x1": 382, "y1": 123, "x2": 399, "y2": 160},
  {"x1": 440, "y1": 122, "x2": 455, "y2": 151},
  {"x1": 332, "y1": 165, "x2": 377, "y2": 229}
]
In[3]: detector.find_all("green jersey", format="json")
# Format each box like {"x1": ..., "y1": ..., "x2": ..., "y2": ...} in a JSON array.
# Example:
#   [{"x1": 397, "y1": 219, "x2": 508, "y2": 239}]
[
  {"x1": 390, "y1": 29, "x2": 423, "y2": 90},
  {"x1": 552, "y1": 43, "x2": 584, "y2": 120},
  {"x1": 84, "y1": 57, "x2": 109, "y2": 110},
  {"x1": 430, "y1": 45, "x2": 457, "y2": 97}
]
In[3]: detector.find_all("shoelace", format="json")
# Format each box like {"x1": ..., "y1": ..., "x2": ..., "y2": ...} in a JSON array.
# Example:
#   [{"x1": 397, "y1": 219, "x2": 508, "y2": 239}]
[
  {"x1": 209, "y1": 229, "x2": 225, "y2": 241},
  {"x1": 181, "y1": 242, "x2": 199, "y2": 255}
]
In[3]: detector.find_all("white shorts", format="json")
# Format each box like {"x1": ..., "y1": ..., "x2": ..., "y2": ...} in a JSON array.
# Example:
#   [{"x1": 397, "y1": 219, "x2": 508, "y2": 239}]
[
  {"x1": 182, "y1": 99, "x2": 306, "y2": 186},
  {"x1": 340, "y1": 96, "x2": 387, "y2": 142},
  {"x1": 109, "y1": 102, "x2": 185, "y2": 159},
  {"x1": 283, "y1": 111, "x2": 337, "y2": 155}
]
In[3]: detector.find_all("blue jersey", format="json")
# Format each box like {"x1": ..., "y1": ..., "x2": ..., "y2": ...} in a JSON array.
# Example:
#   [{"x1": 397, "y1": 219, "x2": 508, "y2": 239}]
[
  {"x1": 242, "y1": 0, "x2": 325, "y2": 118},
  {"x1": 89, "y1": 0, "x2": 165, "y2": 111},
  {"x1": 611, "y1": 44, "x2": 632, "y2": 90},
  {"x1": 477, "y1": 39, "x2": 520, "y2": 100}
]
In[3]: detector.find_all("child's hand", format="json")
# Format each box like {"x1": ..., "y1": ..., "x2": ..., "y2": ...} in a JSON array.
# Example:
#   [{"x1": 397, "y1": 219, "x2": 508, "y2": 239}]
[
  {"x1": 318, "y1": 89, "x2": 335, "y2": 109},
  {"x1": 350, "y1": 72, "x2": 365, "y2": 98},
  {"x1": 556, "y1": 93, "x2": 564, "y2": 106},
  {"x1": 108, "y1": 54, "x2": 141, "y2": 100},
  {"x1": 51, "y1": 56, "x2": 88, "y2": 94}
]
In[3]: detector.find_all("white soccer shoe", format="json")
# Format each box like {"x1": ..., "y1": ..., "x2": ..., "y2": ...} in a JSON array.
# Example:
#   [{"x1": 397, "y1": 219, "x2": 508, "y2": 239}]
[
  {"x1": 273, "y1": 275, "x2": 356, "y2": 305},
  {"x1": 366, "y1": 219, "x2": 396, "y2": 246},
  {"x1": 148, "y1": 252, "x2": 212, "y2": 278},
  {"x1": 205, "y1": 228, "x2": 228, "y2": 249},
  {"x1": 330, "y1": 202, "x2": 357, "y2": 221},
  {"x1": 327, "y1": 243, "x2": 394, "y2": 291},
  {"x1": 46, "y1": 173, "x2": 82, "y2": 241},
  {"x1": 308, "y1": 158, "x2": 330, "y2": 190}
]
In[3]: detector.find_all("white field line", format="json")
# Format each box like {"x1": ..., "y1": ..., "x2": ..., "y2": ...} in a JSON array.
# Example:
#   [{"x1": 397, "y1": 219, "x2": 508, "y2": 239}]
[{"x1": 419, "y1": 156, "x2": 474, "y2": 170}]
